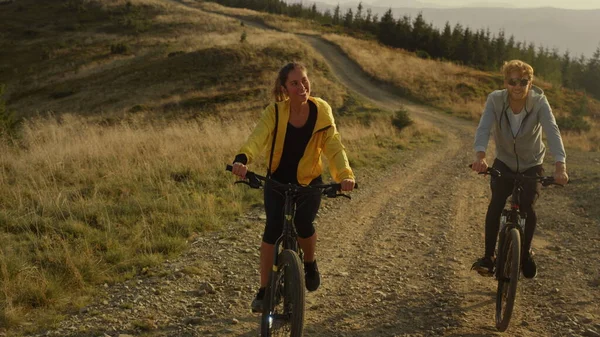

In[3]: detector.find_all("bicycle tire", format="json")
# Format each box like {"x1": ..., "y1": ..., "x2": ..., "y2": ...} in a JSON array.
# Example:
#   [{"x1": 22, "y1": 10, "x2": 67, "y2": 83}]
[
  {"x1": 495, "y1": 227, "x2": 521, "y2": 331},
  {"x1": 261, "y1": 249, "x2": 305, "y2": 337}
]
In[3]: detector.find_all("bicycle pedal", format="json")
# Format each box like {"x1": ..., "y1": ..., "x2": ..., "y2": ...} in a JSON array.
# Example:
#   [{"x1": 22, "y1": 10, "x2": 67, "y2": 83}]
[
  {"x1": 472, "y1": 266, "x2": 494, "y2": 277},
  {"x1": 478, "y1": 270, "x2": 495, "y2": 277}
]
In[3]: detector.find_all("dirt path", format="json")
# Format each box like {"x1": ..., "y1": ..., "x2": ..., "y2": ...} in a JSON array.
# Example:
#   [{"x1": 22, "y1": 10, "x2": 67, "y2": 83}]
[{"x1": 27, "y1": 3, "x2": 600, "y2": 337}]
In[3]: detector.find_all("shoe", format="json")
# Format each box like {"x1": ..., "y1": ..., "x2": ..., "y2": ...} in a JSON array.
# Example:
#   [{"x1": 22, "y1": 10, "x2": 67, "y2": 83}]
[
  {"x1": 251, "y1": 287, "x2": 266, "y2": 313},
  {"x1": 471, "y1": 256, "x2": 495, "y2": 277},
  {"x1": 522, "y1": 251, "x2": 537, "y2": 279},
  {"x1": 304, "y1": 260, "x2": 320, "y2": 292}
]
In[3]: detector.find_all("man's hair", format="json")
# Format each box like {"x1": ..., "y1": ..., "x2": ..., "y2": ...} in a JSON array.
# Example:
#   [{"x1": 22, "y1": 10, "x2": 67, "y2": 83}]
[{"x1": 501, "y1": 60, "x2": 534, "y2": 80}]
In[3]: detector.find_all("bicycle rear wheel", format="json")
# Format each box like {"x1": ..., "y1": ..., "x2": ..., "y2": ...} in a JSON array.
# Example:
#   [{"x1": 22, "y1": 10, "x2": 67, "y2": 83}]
[
  {"x1": 495, "y1": 227, "x2": 521, "y2": 332},
  {"x1": 261, "y1": 249, "x2": 305, "y2": 337}
]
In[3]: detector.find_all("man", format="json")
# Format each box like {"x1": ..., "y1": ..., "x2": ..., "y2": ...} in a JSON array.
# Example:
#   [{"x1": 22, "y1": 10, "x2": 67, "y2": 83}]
[{"x1": 471, "y1": 60, "x2": 569, "y2": 279}]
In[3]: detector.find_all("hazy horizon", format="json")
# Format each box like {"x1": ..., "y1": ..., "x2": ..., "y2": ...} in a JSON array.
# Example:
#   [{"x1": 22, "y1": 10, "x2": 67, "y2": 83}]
[
  {"x1": 304, "y1": 1, "x2": 600, "y2": 57},
  {"x1": 316, "y1": 0, "x2": 600, "y2": 9}
]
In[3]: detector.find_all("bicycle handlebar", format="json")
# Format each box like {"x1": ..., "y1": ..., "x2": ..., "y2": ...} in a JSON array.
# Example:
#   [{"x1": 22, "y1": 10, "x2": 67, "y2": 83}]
[
  {"x1": 225, "y1": 164, "x2": 358, "y2": 198},
  {"x1": 468, "y1": 164, "x2": 562, "y2": 187}
]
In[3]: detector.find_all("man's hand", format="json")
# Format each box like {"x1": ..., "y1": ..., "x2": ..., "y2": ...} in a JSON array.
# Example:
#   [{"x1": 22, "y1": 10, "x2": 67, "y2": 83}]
[
  {"x1": 340, "y1": 179, "x2": 355, "y2": 192},
  {"x1": 554, "y1": 162, "x2": 568, "y2": 186},
  {"x1": 471, "y1": 151, "x2": 489, "y2": 173},
  {"x1": 231, "y1": 162, "x2": 248, "y2": 179}
]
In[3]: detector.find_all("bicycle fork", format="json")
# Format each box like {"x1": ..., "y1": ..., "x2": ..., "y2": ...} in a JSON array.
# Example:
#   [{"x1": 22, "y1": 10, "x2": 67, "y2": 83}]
[
  {"x1": 496, "y1": 210, "x2": 526, "y2": 280},
  {"x1": 265, "y1": 192, "x2": 299, "y2": 320}
]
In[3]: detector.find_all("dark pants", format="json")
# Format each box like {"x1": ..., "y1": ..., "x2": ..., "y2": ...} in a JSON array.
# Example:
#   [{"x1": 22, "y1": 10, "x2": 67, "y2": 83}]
[
  {"x1": 485, "y1": 159, "x2": 543, "y2": 258},
  {"x1": 262, "y1": 178, "x2": 322, "y2": 245}
]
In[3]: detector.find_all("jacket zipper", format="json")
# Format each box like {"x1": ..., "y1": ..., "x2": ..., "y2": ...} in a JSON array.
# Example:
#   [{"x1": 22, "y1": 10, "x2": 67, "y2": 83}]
[{"x1": 313, "y1": 125, "x2": 332, "y2": 134}]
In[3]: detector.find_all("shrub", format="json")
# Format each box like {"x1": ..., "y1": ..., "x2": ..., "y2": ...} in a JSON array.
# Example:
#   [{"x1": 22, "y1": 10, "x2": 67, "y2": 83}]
[
  {"x1": 128, "y1": 104, "x2": 148, "y2": 113},
  {"x1": 556, "y1": 115, "x2": 591, "y2": 133},
  {"x1": 240, "y1": 31, "x2": 247, "y2": 43},
  {"x1": 572, "y1": 95, "x2": 590, "y2": 117},
  {"x1": 0, "y1": 84, "x2": 19, "y2": 137},
  {"x1": 415, "y1": 49, "x2": 430, "y2": 59},
  {"x1": 391, "y1": 108, "x2": 413, "y2": 131},
  {"x1": 110, "y1": 42, "x2": 130, "y2": 55},
  {"x1": 167, "y1": 51, "x2": 185, "y2": 58}
]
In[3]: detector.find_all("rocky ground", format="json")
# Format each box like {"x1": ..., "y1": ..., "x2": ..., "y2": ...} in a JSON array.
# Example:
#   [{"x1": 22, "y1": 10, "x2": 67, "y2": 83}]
[{"x1": 15, "y1": 3, "x2": 600, "y2": 337}]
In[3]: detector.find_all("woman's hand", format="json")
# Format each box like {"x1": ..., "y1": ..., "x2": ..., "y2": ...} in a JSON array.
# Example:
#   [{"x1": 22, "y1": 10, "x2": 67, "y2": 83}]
[
  {"x1": 340, "y1": 179, "x2": 355, "y2": 192},
  {"x1": 231, "y1": 162, "x2": 248, "y2": 179}
]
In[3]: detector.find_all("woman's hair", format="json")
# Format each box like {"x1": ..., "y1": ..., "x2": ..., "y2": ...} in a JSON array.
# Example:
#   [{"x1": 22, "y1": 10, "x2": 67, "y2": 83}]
[
  {"x1": 501, "y1": 60, "x2": 534, "y2": 80},
  {"x1": 272, "y1": 62, "x2": 307, "y2": 102}
]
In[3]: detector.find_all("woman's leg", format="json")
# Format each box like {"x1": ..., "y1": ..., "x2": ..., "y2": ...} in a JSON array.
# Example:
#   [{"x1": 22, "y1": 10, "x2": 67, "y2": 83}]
[
  {"x1": 298, "y1": 234, "x2": 317, "y2": 262},
  {"x1": 260, "y1": 241, "x2": 274, "y2": 287},
  {"x1": 262, "y1": 183, "x2": 285, "y2": 285},
  {"x1": 294, "y1": 187, "x2": 322, "y2": 291}
]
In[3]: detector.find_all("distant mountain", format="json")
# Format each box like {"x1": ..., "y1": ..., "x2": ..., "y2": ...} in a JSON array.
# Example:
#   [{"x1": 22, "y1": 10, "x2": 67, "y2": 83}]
[{"x1": 312, "y1": 2, "x2": 600, "y2": 58}]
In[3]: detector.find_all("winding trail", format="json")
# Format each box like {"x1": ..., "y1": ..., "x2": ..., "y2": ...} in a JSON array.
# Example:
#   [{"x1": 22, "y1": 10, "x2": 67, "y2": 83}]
[{"x1": 30, "y1": 2, "x2": 600, "y2": 337}]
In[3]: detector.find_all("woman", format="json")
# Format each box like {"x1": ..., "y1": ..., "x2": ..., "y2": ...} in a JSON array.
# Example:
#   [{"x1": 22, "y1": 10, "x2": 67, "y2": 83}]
[
  {"x1": 471, "y1": 60, "x2": 568, "y2": 279},
  {"x1": 230, "y1": 62, "x2": 355, "y2": 312}
]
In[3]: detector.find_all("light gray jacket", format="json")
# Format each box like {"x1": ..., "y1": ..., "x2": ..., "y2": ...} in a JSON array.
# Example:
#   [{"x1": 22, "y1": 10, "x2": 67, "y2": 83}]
[{"x1": 474, "y1": 85, "x2": 566, "y2": 172}]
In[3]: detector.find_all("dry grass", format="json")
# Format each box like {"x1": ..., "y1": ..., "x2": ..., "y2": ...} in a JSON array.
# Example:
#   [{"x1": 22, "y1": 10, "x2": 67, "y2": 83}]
[
  {"x1": 560, "y1": 129, "x2": 600, "y2": 152},
  {"x1": 322, "y1": 34, "x2": 494, "y2": 120},
  {"x1": 0, "y1": 114, "x2": 250, "y2": 328},
  {"x1": 0, "y1": 103, "x2": 428, "y2": 330},
  {"x1": 0, "y1": 0, "x2": 444, "y2": 331},
  {"x1": 322, "y1": 34, "x2": 600, "y2": 152}
]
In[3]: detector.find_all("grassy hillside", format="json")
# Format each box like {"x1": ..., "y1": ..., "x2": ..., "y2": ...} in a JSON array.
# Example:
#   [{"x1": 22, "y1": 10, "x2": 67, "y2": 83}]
[
  {"x1": 201, "y1": 1, "x2": 600, "y2": 152},
  {"x1": 4, "y1": 0, "x2": 595, "y2": 333},
  {"x1": 0, "y1": 0, "x2": 437, "y2": 332},
  {"x1": 0, "y1": 0, "x2": 340, "y2": 117}
]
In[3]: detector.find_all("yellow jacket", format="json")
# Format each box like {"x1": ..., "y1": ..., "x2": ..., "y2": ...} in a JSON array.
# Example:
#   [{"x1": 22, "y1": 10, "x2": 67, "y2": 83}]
[{"x1": 238, "y1": 97, "x2": 354, "y2": 185}]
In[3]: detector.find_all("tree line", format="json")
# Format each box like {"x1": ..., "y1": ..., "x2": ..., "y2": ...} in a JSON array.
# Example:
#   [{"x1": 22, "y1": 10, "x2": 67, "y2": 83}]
[{"x1": 210, "y1": 0, "x2": 600, "y2": 100}]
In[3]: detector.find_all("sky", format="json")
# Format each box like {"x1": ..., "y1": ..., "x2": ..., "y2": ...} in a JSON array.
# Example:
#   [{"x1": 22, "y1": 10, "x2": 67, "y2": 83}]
[
  {"x1": 327, "y1": 0, "x2": 600, "y2": 9},
  {"x1": 428, "y1": 0, "x2": 600, "y2": 8}
]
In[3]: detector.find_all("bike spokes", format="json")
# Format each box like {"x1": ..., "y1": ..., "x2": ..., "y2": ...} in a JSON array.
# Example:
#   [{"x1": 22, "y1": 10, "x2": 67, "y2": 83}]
[
  {"x1": 495, "y1": 228, "x2": 521, "y2": 332},
  {"x1": 261, "y1": 250, "x2": 305, "y2": 337}
]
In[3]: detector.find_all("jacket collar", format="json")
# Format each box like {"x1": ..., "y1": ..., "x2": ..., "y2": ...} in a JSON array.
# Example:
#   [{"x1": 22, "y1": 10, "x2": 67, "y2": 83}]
[{"x1": 277, "y1": 97, "x2": 334, "y2": 133}]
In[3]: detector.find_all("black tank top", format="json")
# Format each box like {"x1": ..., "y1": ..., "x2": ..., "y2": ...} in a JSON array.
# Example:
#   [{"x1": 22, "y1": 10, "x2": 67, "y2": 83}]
[{"x1": 272, "y1": 101, "x2": 318, "y2": 184}]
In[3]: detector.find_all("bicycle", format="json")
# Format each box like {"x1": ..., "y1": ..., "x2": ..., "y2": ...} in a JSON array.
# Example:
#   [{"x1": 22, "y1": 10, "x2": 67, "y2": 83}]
[
  {"x1": 474, "y1": 166, "x2": 560, "y2": 332},
  {"x1": 226, "y1": 164, "x2": 356, "y2": 337}
]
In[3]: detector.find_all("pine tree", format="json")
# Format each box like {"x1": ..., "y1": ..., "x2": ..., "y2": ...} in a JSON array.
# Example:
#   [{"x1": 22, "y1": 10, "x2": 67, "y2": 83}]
[
  {"x1": 378, "y1": 9, "x2": 396, "y2": 47},
  {"x1": 412, "y1": 13, "x2": 429, "y2": 52},
  {"x1": 355, "y1": 2, "x2": 364, "y2": 28},
  {"x1": 440, "y1": 22, "x2": 453, "y2": 59},
  {"x1": 584, "y1": 46, "x2": 600, "y2": 99},
  {"x1": 450, "y1": 23, "x2": 463, "y2": 60},
  {"x1": 343, "y1": 8, "x2": 354, "y2": 28},
  {"x1": 561, "y1": 50, "x2": 573, "y2": 88},
  {"x1": 457, "y1": 27, "x2": 473, "y2": 65},
  {"x1": 332, "y1": 4, "x2": 341, "y2": 25}
]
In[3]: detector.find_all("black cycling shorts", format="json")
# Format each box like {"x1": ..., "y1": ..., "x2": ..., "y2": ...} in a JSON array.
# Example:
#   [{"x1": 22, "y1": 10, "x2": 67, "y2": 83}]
[{"x1": 262, "y1": 178, "x2": 322, "y2": 244}]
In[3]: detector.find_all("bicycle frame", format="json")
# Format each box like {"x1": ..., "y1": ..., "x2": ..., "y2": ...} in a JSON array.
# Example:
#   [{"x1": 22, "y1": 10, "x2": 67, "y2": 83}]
[
  {"x1": 498, "y1": 176, "x2": 528, "y2": 258},
  {"x1": 226, "y1": 164, "x2": 355, "y2": 336},
  {"x1": 270, "y1": 184, "x2": 305, "y2": 272},
  {"x1": 474, "y1": 165, "x2": 559, "y2": 331},
  {"x1": 496, "y1": 168, "x2": 554, "y2": 250}
]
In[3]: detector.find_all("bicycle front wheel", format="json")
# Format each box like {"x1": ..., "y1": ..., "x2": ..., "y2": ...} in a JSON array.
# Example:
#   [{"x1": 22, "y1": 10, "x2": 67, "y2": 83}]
[
  {"x1": 495, "y1": 227, "x2": 521, "y2": 332},
  {"x1": 261, "y1": 249, "x2": 305, "y2": 337}
]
